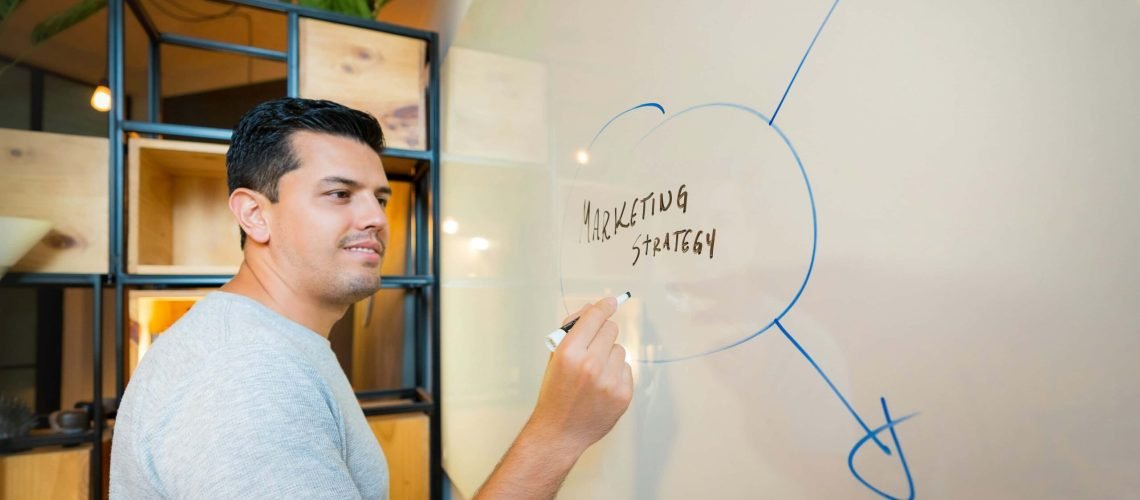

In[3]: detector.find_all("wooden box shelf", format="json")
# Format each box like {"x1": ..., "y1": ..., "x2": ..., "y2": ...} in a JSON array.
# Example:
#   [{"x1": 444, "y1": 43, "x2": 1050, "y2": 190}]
[
  {"x1": 125, "y1": 289, "x2": 212, "y2": 382},
  {"x1": 300, "y1": 18, "x2": 428, "y2": 151},
  {"x1": 0, "y1": 129, "x2": 109, "y2": 274},
  {"x1": 368, "y1": 413, "x2": 429, "y2": 500},
  {"x1": 127, "y1": 138, "x2": 242, "y2": 275}
]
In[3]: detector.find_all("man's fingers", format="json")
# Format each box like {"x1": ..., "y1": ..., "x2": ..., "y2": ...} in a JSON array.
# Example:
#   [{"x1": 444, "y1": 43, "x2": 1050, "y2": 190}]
[
  {"x1": 588, "y1": 320, "x2": 619, "y2": 355},
  {"x1": 601, "y1": 344, "x2": 629, "y2": 385},
  {"x1": 561, "y1": 296, "x2": 619, "y2": 350}
]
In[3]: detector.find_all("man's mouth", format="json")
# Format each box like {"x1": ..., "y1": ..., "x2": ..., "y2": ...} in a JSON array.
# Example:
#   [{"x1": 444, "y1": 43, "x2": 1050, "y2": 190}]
[{"x1": 343, "y1": 241, "x2": 383, "y2": 257}]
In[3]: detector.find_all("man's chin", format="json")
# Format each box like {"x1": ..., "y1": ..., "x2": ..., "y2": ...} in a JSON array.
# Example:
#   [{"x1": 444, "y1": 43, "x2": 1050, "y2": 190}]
[{"x1": 331, "y1": 275, "x2": 382, "y2": 304}]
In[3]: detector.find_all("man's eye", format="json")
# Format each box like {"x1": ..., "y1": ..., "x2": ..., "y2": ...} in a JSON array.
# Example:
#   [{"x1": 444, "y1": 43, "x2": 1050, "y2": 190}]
[
  {"x1": 330, "y1": 191, "x2": 350, "y2": 199},
  {"x1": 377, "y1": 197, "x2": 389, "y2": 208}
]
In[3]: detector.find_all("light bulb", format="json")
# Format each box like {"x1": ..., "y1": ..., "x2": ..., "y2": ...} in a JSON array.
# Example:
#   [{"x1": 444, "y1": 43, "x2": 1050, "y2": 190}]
[
  {"x1": 442, "y1": 218, "x2": 459, "y2": 234},
  {"x1": 469, "y1": 237, "x2": 490, "y2": 251},
  {"x1": 90, "y1": 84, "x2": 111, "y2": 112}
]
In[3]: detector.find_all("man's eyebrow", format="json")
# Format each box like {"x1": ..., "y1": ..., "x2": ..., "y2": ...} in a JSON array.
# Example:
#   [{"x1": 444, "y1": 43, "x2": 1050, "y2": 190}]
[
  {"x1": 319, "y1": 176, "x2": 362, "y2": 188},
  {"x1": 320, "y1": 176, "x2": 391, "y2": 195}
]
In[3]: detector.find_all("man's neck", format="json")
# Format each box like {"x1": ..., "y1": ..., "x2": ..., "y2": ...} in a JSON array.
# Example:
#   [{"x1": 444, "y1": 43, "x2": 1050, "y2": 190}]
[{"x1": 220, "y1": 260, "x2": 347, "y2": 337}]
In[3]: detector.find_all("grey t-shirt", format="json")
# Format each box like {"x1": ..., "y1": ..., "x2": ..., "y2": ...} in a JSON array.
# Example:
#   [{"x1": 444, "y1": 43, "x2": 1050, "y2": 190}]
[{"x1": 110, "y1": 291, "x2": 388, "y2": 499}]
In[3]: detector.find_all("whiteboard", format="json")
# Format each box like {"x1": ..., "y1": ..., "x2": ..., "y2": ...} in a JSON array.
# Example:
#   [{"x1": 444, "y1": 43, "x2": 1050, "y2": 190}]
[{"x1": 439, "y1": 0, "x2": 1140, "y2": 498}]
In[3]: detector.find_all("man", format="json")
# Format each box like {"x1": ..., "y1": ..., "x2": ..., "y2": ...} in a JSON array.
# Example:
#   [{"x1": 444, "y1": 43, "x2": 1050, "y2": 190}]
[{"x1": 110, "y1": 98, "x2": 633, "y2": 499}]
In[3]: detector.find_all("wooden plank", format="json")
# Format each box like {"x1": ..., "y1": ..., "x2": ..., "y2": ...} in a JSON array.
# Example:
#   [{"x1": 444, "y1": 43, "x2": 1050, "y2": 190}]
[
  {"x1": 0, "y1": 129, "x2": 109, "y2": 274},
  {"x1": 0, "y1": 444, "x2": 91, "y2": 499},
  {"x1": 60, "y1": 288, "x2": 116, "y2": 411},
  {"x1": 299, "y1": 18, "x2": 427, "y2": 151},
  {"x1": 132, "y1": 141, "x2": 174, "y2": 271},
  {"x1": 367, "y1": 413, "x2": 429, "y2": 500},
  {"x1": 171, "y1": 176, "x2": 242, "y2": 268},
  {"x1": 350, "y1": 180, "x2": 412, "y2": 390}
]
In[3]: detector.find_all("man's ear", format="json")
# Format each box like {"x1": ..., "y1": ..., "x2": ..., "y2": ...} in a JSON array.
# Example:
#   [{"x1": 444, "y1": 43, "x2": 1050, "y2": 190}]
[{"x1": 229, "y1": 188, "x2": 272, "y2": 245}]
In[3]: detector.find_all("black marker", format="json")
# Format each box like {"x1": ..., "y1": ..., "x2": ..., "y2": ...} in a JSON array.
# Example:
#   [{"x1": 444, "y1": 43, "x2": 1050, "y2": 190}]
[{"x1": 545, "y1": 291, "x2": 632, "y2": 351}]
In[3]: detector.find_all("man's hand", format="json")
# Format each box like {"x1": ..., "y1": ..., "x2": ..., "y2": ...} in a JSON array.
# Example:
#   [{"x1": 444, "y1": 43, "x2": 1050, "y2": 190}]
[
  {"x1": 474, "y1": 296, "x2": 634, "y2": 499},
  {"x1": 529, "y1": 296, "x2": 634, "y2": 454}
]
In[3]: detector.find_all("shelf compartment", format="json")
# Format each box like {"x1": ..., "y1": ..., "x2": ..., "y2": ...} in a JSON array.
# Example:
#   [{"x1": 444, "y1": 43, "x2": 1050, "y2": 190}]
[
  {"x1": 0, "y1": 129, "x2": 109, "y2": 274},
  {"x1": 126, "y1": 288, "x2": 214, "y2": 383},
  {"x1": 299, "y1": 17, "x2": 428, "y2": 151},
  {"x1": 127, "y1": 137, "x2": 242, "y2": 275}
]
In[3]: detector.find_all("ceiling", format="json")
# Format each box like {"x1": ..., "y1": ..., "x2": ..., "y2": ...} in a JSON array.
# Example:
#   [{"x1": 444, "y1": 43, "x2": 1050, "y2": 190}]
[{"x1": 0, "y1": 0, "x2": 468, "y2": 99}]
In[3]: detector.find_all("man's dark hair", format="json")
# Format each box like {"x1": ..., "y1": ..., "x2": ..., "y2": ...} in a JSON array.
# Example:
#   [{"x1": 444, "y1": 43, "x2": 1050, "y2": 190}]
[{"x1": 226, "y1": 97, "x2": 385, "y2": 248}]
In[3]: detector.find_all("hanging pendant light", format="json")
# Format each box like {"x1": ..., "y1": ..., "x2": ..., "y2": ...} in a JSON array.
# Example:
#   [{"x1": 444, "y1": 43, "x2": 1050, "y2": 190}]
[{"x1": 90, "y1": 78, "x2": 111, "y2": 112}]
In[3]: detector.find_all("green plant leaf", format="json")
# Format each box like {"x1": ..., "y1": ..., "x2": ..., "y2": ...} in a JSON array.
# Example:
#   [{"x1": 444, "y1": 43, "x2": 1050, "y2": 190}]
[
  {"x1": 31, "y1": 0, "x2": 106, "y2": 45},
  {"x1": 0, "y1": 0, "x2": 24, "y2": 23}
]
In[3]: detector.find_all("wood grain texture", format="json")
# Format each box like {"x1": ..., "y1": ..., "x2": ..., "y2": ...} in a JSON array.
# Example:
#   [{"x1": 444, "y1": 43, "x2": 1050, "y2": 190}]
[
  {"x1": 299, "y1": 18, "x2": 427, "y2": 151},
  {"x1": 0, "y1": 444, "x2": 91, "y2": 499},
  {"x1": 350, "y1": 181, "x2": 411, "y2": 390},
  {"x1": 367, "y1": 413, "x2": 429, "y2": 500},
  {"x1": 0, "y1": 129, "x2": 109, "y2": 274},
  {"x1": 60, "y1": 288, "x2": 116, "y2": 412},
  {"x1": 442, "y1": 48, "x2": 548, "y2": 164},
  {"x1": 128, "y1": 138, "x2": 241, "y2": 274}
]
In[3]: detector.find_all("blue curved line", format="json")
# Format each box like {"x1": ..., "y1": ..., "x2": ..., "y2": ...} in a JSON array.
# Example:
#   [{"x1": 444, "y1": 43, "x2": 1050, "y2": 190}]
[
  {"x1": 559, "y1": 102, "x2": 667, "y2": 316},
  {"x1": 630, "y1": 102, "x2": 818, "y2": 363},
  {"x1": 588, "y1": 102, "x2": 666, "y2": 150},
  {"x1": 770, "y1": 0, "x2": 841, "y2": 125},
  {"x1": 777, "y1": 320, "x2": 890, "y2": 454},
  {"x1": 847, "y1": 399, "x2": 917, "y2": 500}
]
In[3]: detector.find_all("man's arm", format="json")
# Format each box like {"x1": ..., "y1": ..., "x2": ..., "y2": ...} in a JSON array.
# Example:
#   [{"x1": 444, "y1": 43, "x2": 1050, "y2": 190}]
[{"x1": 475, "y1": 296, "x2": 633, "y2": 499}]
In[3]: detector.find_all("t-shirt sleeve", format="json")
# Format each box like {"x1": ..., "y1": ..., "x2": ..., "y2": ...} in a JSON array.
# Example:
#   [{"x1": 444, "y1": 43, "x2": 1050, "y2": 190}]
[{"x1": 145, "y1": 345, "x2": 362, "y2": 499}]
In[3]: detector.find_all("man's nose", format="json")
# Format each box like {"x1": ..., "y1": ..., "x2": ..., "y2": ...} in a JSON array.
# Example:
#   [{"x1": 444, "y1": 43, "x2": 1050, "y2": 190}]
[{"x1": 358, "y1": 196, "x2": 388, "y2": 232}]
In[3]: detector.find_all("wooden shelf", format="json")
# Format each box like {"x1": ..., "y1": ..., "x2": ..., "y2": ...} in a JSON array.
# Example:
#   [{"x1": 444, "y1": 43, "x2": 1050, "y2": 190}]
[
  {"x1": 368, "y1": 413, "x2": 429, "y2": 500},
  {"x1": 0, "y1": 432, "x2": 111, "y2": 499},
  {"x1": 126, "y1": 289, "x2": 213, "y2": 383},
  {"x1": 127, "y1": 137, "x2": 242, "y2": 275},
  {"x1": 0, "y1": 129, "x2": 109, "y2": 274},
  {"x1": 300, "y1": 17, "x2": 428, "y2": 151}
]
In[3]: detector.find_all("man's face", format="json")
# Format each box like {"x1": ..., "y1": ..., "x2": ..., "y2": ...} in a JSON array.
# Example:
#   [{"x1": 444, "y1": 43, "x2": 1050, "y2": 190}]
[{"x1": 269, "y1": 131, "x2": 391, "y2": 305}]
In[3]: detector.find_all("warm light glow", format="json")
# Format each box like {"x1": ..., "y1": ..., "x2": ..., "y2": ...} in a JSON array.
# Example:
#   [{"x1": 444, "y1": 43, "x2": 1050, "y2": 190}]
[
  {"x1": 442, "y1": 218, "x2": 459, "y2": 234},
  {"x1": 90, "y1": 84, "x2": 111, "y2": 112},
  {"x1": 576, "y1": 149, "x2": 590, "y2": 164},
  {"x1": 469, "y1": 237, "x2": 490, "y2": 251}
]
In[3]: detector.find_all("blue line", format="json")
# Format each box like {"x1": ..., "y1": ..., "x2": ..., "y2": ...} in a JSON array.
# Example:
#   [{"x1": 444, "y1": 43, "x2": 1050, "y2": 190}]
[
  {"x1": 776, "y1": 319, "x2": 890, "y2": 454},
  {"x1": 882, "y1": 397, "x2": 915, "y2": 499},
  {"x1": 769, "y1": 0, "x2": 841, "y2": 125},
  {"x1": 631, "y1": 103, "x2": 817, "y2": 363},
  {"x1": 847, "y1": 399, "x2": 917, "y2": 499},
  {"x1": 588, "y1": 102, "x2": 665, "y2": 150}
]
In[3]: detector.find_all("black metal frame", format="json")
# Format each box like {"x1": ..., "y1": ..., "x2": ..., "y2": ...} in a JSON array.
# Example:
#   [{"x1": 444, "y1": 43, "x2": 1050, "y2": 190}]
[{"x1": 1, "y1": 2, "x2": 442, "y2": 499}]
